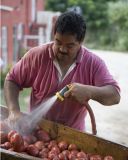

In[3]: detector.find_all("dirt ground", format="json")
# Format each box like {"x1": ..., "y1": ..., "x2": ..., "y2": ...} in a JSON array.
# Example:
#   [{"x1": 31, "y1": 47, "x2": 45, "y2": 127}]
[{"x1": 85, "y1": 50, "x2": 128, "y2": 147}]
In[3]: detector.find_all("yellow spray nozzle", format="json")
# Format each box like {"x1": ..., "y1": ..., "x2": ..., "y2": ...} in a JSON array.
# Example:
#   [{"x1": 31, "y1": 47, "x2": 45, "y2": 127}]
[
  {"x1": 56, "y1": 92, "x2": 64, "y2": 101},
  {"x1": 56, "y1": 84, "x2": 72, "y2": 101}
]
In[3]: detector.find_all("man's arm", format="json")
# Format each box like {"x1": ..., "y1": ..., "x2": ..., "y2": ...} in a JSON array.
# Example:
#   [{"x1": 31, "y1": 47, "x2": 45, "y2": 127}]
[
  {"x1": 4, "y1": 80, "x2": 31, "y2": 132},
  {"x1": 88, "y1": 85, "x2": 120, "y2": 106},
  {"x1": 4, "y1": 80, "x2": 20, "y2": 113}
]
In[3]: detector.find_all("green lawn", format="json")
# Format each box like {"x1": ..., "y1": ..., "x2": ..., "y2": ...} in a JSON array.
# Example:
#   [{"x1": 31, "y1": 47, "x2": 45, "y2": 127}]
[
  {"x1": 1, "y1": 88, "x2": 31, "y2": 112},
  {"x1": 19, "y1": 88, "x2": 31, "y2": 112}
]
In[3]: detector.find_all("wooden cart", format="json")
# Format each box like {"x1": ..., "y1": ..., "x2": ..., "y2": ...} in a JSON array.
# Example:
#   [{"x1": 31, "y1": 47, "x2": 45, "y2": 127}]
[{"x1": 1, "y1": 119, "x2": 128, "y2": 160}]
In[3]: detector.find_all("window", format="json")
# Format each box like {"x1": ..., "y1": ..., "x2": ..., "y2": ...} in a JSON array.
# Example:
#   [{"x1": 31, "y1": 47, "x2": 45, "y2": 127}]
[
  {"x1": 1, "y1": 26, "x2": 8, "y2": 69},
  {"x1": 13, "y1": 25, "x2": 19, "y2": 62}
]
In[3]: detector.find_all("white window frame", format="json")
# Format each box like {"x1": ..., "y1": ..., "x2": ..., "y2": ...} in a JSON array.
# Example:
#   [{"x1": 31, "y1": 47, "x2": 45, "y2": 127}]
[
  {"x1": 1, "y1": 26, "x2": 8, "y2": 69},
  {"x1": 31, "y1": 0, "x2": 36, "y2": 22}
]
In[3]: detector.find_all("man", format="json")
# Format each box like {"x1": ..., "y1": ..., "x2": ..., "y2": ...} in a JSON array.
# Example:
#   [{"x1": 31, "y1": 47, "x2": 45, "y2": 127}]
[{"x1": 4, "y1": 11, "x2": 120, "y2": 132}]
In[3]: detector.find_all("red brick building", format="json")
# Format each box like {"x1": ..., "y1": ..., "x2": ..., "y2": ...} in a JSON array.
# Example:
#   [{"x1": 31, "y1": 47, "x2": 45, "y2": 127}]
[{"x1": 0, "y1": 0, "x2": 60, "y2": 70}]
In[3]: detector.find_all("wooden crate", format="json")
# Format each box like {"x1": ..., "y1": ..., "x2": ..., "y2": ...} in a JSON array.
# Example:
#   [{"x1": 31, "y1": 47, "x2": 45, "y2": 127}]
[
  {"x1": 1, "y1": 119, "x2": 128, "y2": 160},
  {"x1": 0, "y1": 148, "x2": 41, "y2": 160}
]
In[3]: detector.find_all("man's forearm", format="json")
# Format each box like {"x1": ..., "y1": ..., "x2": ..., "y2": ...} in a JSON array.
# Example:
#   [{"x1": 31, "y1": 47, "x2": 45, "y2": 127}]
[
  {"x1": 4, "y1": 80, "x2": 20, "y2": 113},
  {"x1": 90, "y1": 85, "x2": 120, "y2": 106}
]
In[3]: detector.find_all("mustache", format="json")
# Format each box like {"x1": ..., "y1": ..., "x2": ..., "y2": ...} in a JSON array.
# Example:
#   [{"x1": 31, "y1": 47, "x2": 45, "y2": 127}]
[{"x1": 59, "y1": 51, "x2": 68, "y2": 55}]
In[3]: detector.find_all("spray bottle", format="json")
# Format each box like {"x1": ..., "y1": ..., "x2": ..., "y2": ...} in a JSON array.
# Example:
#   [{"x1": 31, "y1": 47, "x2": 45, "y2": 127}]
[{"x1": 56, "y1": 84, "x2": 72, "y2": 101}]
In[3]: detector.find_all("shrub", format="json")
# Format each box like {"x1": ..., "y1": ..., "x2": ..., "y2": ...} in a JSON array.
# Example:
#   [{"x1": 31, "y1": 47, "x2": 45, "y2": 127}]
[
  {"x1": 1, "y1": 65, "x2": 11, "y2": 89},
  {"x1": 107, "y1": 1, "x2": 128, "y2": 51}
]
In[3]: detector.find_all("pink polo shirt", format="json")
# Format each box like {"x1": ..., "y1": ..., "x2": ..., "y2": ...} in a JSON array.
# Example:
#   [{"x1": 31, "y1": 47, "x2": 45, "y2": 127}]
[{"x1": 6, "y1": 42, "x2": 120, "y2": 131}]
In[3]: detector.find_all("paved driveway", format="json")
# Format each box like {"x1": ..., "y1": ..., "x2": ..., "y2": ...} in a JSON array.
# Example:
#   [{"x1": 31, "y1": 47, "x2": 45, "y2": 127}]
[{"x1": 85, "y1": 50, "x2": 128, "y2": 147}]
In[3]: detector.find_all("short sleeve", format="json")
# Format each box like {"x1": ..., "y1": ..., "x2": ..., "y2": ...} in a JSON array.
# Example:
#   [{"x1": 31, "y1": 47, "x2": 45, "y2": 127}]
[
  {"x1": 92, "y1": 57, "x2": 120, "y2": 93},
  {"x1": 5, "y1": 49, "x2": 37, "y2": 90}
]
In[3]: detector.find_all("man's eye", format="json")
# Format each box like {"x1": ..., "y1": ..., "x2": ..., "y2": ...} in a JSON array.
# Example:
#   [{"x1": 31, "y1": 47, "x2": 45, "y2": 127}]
[{"x1": 55, "y1": 41, "x2": 61, "y2": 46}]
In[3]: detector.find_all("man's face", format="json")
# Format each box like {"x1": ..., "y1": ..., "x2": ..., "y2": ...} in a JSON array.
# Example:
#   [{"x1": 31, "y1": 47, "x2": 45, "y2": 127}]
[{"x1": 53, "y1": 32, "x2": 82, "y2": 62}]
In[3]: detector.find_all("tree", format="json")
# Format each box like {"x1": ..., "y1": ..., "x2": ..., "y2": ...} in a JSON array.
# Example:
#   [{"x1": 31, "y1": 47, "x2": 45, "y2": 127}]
[
  {"x1": 45, "y1": 0, "x2": 128, "y2": 51},
  {"x1": 45, "y1": 0, "x2": 68, "y2": 12},
  {"x1": 46, "y1": 0, "x2": 117, "y2": 30},
  {"x1": 107, "y1": 1, "x2": 128, "y2": 51}
]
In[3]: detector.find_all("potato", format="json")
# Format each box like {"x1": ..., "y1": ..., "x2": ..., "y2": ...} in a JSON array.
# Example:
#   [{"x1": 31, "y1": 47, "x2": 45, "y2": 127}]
[
  {"x1": 23, "y1": 140, "x2": 29, "y2": 150},
  {"x1": 8, "y1": 130, "x2": 17, "y2": 141},
  {"x1": 42, "y1": 147, "x2": 50, "y2": 153},
  {"x1": 0, "y1": 143, "x2": 6, "y2": 149},
  {"x1": 34, "y1": 141, "x2": 45, "y2": 150},
  {"x1": 23, "y1": 135, "x2": 37, "y2": 144},
  {"x1": 77, "y1": 151, "x2": 87, "y2": 158},
  {"x1": 68, "y1": 143, "x2": 77, "y2": 151},
  {"x1": 104, "y1": 156, "x2": 114, "y2": 160},
  {"x1": 48, "y1": 150, "x2": 58, "y2": 160},
  {"x1": 68, "y1": 150, "x2": 79, "y2": 160},
  {"x1": 90, "y1": 154, "x2": 102, "y2": 160},
  {"x1": 70, "y1": 150, "x2": 79, "y2": 156},
  {"x1": 58, "y1": 152, "x2": 68, "y2": 160},
  {"x1": 51, "y1": 146, "x2": 60, "y2": 154},
  {"x1": 26, "y1": 144, "x2": 39, "y2": 156},
  {"x1": 4, "y1": 141, "x2": 12, "y2": 150},
  {"x1": 48, "y1": 140, "x2": 58, "y2": 149},
  {"x1": 68, "y1": 153, "x2": 77, "y2": 160},
  {"x1": 58, "y1": 141, "x2": 68, "y2": 151},
  {"x1": 45, "y1": 142, "x2": 50, "y2": 147},
  {"x1": 62, "y1": 150, "x2": 70, "y2": 158},
  {"x1": 36, "y1": 130, "x2": 51, "y2": 142},
  {"x1": 53, "y1": 156, "x2": 60, "y2": 160},
  {"x1": 39, "y1": 150, "x2": 48, "y2": 158},
  {"x1": 10, "y1": 132, "x2": 25, "y2": 152}
]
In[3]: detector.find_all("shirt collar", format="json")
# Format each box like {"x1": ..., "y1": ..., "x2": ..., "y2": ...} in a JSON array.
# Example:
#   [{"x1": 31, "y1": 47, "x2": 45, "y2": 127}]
[
  {"x1": 76, "y1": 46, "x2": 84, "y2": 63},
  {"x1": 49, "y1": 42, "x2": 55, "y2": 59}
]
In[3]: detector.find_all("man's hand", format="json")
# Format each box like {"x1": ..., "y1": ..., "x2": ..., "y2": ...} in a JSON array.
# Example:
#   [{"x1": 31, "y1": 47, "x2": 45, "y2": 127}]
[
  {"x1": 64, "y1": 83, "x2": 91, "y2": 104},
  {"x1": 7, "y1": 110, "x2": 30, "y2": 134},
  {"x1": 8, "y1": 110, "x2": 24, "y2": 129},
  {"x1": 64, "y1": 83, "x2": 120, "y2": 106}
]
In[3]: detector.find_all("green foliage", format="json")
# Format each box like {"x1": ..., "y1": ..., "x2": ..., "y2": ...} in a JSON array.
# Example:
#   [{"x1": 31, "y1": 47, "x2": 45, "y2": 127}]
[
  {"x1": 45, "y1": 0, "x2": 68, "y2": 12},
  {"x1": 107, "y1": 1, "x2": 128, "y2": 51},
  {"x1": 0, "y1": 65, "x2": 31, "y2": 112},
  {"x1": 1, "y1": 88, "x2": 31, "y2": 112},
  {"x1": 108, "y1": 1, "x2": 128, "y2": 29},
  {"x1": 46, "y1": 0, "x2": 111, "y2": 29},
  {"x1": 19, "y1": 88, "x2": 31, "y2": 112},
  {"x1": 68, "y1": 0, "x2": 109, "y2": 30},
  {"x1": 46, "y1": 0, "x2": 128, "y2": 51},
  {"x1": 0, "y1": 65, "x2": 12, "y2": 89}
]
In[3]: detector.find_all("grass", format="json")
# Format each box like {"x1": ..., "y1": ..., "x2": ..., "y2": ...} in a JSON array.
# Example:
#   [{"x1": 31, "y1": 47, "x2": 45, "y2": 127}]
[
  {"x1": 19, "y1": 88, "x2": 31, "y2": 112},
  {"x1": 0, "y1": 88, "x2": 31, "y2": 112}
]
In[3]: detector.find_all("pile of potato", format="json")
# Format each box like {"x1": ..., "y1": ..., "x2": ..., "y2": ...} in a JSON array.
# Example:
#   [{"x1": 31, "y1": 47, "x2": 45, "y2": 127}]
[{"x1": 0, "y1": 120, "x2": 114, "y2": 160}]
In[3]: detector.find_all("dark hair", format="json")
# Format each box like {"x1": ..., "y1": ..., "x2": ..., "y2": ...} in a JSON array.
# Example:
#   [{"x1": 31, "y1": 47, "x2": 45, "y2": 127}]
[{"x1": 54, "y1": 11, "x2": 86, "y2": 42}]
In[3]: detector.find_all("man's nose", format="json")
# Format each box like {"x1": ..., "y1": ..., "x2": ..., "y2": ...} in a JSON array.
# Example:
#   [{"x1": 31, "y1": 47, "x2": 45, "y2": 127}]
[{"x1": 59, "y1": 46, "x2": 67, "y2": 53}]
